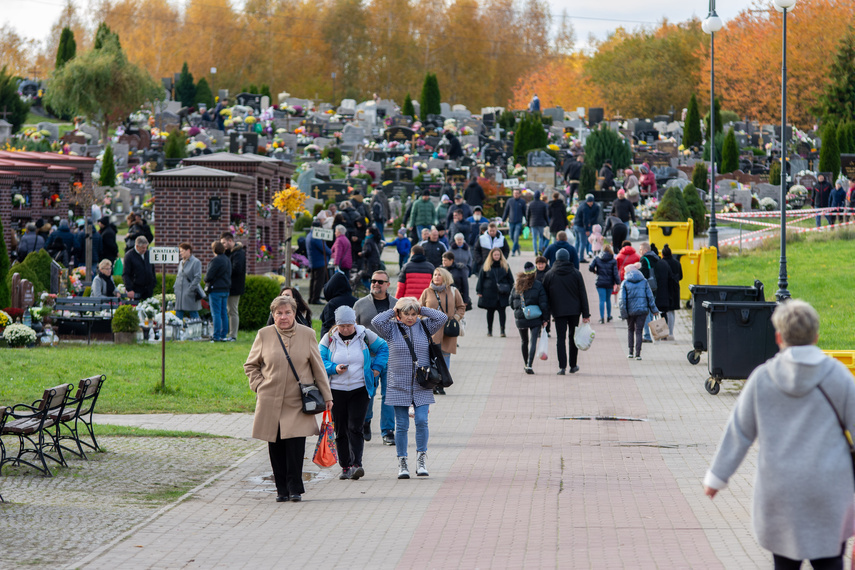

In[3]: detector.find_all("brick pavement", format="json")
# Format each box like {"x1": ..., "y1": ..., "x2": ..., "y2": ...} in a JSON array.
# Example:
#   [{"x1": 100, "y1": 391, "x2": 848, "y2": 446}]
[{"x1": 74, "y1": 250, "x2": 775, "y2": 569}]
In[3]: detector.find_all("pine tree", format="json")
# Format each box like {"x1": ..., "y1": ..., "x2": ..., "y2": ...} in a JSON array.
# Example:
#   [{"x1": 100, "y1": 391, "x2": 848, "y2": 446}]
[
  {"x1": 195, "y1": 77, "x2": 214, "y2": 108},
  {"x1": 0, "y1": 214, "x2": 9, "y2": 308},
  {"x1": 260, "y1": 84, "x2": 272, "y2": 100},
  {"x1": 819, "y1": 121, "x2": 841, "y2": 180},
  {"x1": 721, "y1": 128, "x2": 740, "y2": 174},
  {"x1": 691, "y1": 162, "x2": 708, "y2": 192},
  {"x1": 684, "y1": 93, "x2": 703, "y2": 149},
  {"x1": 93, "y1": 22, "x2": 120, "y2": 51},
  {"x1": 584, "y1": 124, "x2": 632, "y2": 170},
  {"x1": 175, "y1": 62, "x2": 196, "y2": 108},
  {"x1": 815, "y1": 27, "x2": 855, "y2": 123},
  {"x1": 0, "y1": 66, "x2": 30, "y2": 134},
  {"x1": 703, "y1": 132, "x2": 724, "y2": 170},
  {"x1": 99, "y1": 145, "x2": 116, "y2": 187},
  {"x1": 402, "y1": 93, "x2": 415, "y2": 118},
  {"x1": 682, "y1": 183, "x2": 708, "y2": 234},
  {"x1": 55, "y1": 27, "x2": 76, "y2": 69},
  {"x1": 419, "y1": 73, "x2": 441, "y2": 118},
  {"x1": 769, "y1": 160, "x2": 781, "y2": 186},
  {"x1": 579, "y1": 162, "x2": 597, "y2": 192},
  {"x1": 653, "y1": 186, "x2": 690, "y2": 222},
  {"x1": 164, "y1": 130, "x2": 188, "y2": 160},
  {"x1": 836, "y1": 122, "x2": 855, "y2": 154},
  {"x1": 703, "y1": 97, "x2": 723, "y2": 135}
]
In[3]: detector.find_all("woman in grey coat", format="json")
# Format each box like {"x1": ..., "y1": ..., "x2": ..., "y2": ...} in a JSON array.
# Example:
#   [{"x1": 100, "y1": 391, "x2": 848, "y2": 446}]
[
  {"x1": 174, "y1": 242, "x2": 203, "y2": 319},
  {"x1": 704, "y1": 300, "x2": 855, "y2": 568},
  {"x1": 372, "y1": 299, "x2": 447, "y2": 480}
]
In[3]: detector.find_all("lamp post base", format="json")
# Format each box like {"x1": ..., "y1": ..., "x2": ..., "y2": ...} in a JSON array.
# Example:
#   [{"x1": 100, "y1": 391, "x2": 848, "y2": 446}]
[{"x1": 708, "y1": 227, "x2": 718, "y2": 251}]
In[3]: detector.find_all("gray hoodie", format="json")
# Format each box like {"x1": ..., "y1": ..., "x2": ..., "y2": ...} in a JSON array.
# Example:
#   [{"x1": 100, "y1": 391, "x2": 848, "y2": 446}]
[{"x1": 706, "y1": 345, "x2": 855, "y2": 560}]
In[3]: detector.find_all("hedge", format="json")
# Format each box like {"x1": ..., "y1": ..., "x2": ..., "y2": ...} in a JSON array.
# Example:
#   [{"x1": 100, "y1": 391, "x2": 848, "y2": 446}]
[{"x1": 238, "y1": 275, "x2": 281, "y2": 330}]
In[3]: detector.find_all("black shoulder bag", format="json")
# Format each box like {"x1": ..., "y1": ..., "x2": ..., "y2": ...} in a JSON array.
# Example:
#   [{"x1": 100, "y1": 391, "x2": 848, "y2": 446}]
[
  {"x1": 817, "y1": 384, "x2": 855, "y2": 484},
  {"x1": 398, "y1": 323, "x2": 441, "y2": 390},
  {"x1": 275, "y1": 333, "x2": 325, "y2": 415},
  {"x1": 420, "y1": 320, "x2": 454, "y2": 389},
  {"x1": 434, "y1": 289, "x2": 460, "y2": 337}
]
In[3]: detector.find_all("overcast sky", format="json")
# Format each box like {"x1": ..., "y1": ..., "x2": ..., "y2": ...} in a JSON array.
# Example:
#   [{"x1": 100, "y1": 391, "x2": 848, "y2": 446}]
[{"x1": 1, "y1": 0, "x2": 748, "y2": 49}]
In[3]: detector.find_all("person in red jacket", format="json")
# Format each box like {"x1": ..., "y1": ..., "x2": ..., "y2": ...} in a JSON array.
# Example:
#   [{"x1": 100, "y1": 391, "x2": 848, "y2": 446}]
[
  {"x1": 616, "y1": 240, "x2": 640, "y2": 282},
  {"x1": 395, "y1": 245, "x2": 435, "y2": 299}
]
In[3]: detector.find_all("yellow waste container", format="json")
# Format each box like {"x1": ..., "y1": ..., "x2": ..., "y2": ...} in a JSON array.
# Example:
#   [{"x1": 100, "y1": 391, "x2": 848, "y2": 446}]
[
  {"x1": 823, "y1": 351, "x2": 855, "y2": 377},
  {"x1": 675, "y1": 250, "x2": 701, "y2": 301},
  {"x1": 699, "y1": 246, "x2": 718, "y2": 286},
  {"x1": 646, "y1": 220, "x2": 693, "y2": 252}
]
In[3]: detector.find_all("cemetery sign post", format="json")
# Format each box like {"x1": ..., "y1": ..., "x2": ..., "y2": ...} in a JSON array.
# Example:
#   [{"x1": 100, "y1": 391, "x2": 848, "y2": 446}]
[{"x1": 150, "y1": 246, "x2": 179, "y2": 388}]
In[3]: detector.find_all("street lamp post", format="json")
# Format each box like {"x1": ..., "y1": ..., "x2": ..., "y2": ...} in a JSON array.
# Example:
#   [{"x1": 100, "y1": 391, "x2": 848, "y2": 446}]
[
  {"x1": 774, "y1": 0, "x2": 796, "y2": 301},
  {"x1": 702, "y1": 6, "x2": 723, "y2": 252}
]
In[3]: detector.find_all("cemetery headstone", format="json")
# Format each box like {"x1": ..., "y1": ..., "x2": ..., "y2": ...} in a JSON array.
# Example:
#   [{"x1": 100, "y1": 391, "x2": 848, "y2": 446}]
[
  {"x1": 305, "y1": 122, "x2": 324, "y2": 137},
  {"x1": 841, "y1": 154, "x2": 855, "y2": 181},
  {"x1": 235, "y1": 92, "x2": 262, "y2": 112},
  {"x1": 754, "y1": 183, "x2": 781, "y2": 204},
  {"x1": 384, "y1": 126, "x2": 415, "y2": 143},
  {"x1": 794, "y1": 173, "x2": 817, "y2": 189},
  {"x1": 229, "y1": 131, "x2": 259, "y2": 154},
  {"x1": 362, "y1": 160, "x2": 382, "y2": 181},
  {"x1": 445, "y1": 169, "x2": 467, "y2": 185},
  {"x1": 37, "y1": 122, "x2": 59, "y2": 142},
  {"x1": 113, "y1": 143, "x2": 130, "y2": 172},
  {"x1": 310, "y1": 182, "x2": 350, "y2": 203},
  {"x1": 383, "y1": 167, "x2": 414, "y2": 182},
  {"x1": 0, "y1": 119, "x2": 11, "y2": 144},
  {"x1": 440, "y1": 103, "x2": 452, "y2": 116}
]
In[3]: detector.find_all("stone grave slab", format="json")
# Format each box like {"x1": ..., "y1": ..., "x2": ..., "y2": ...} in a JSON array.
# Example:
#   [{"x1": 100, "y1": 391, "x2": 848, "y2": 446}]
[
  {"x1": 113, "y1": 143, "x2": 130, "y2": 172},
  {"x1": 309, "y1": 181, "x2": 349, "y2": 202},
  {"x1": 754, "y1": 183, "x2": 781, "y2": 204},
  {"x1": 841, "y1": 154, "x2": 855, "y2": 181},
  {"x1": 362, "y1": 160, "x2": 382, "y2": 181},
  {"x1": 37, "y1": 122, "x2": 59, "y2": 141}
]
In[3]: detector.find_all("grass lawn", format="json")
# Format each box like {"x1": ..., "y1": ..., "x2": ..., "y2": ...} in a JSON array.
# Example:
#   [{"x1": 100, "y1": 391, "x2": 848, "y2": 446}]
[{"x1": 718, "y1": 229, "x2": 855, "y2": 350}]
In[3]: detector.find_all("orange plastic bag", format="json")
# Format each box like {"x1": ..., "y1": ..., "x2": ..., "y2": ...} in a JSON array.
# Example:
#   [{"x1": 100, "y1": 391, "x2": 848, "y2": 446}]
[{"x1": 312, "y1": 411, "x2": 338, "y2": 468}]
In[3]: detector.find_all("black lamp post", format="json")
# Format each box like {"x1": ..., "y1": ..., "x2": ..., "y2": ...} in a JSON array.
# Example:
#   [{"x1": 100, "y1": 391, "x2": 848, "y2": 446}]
[
  {"x1": 774, "y1": 0, "x2": 796, "y2": 301},
  {"x1": 703, "y1": 5, "x2": 723, "y2": 251}
]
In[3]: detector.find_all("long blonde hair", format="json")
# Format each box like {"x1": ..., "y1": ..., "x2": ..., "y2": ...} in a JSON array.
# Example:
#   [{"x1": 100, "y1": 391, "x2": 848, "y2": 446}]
[{"x1": 482, "y1": 248, "x2": 509, "y2": 272}]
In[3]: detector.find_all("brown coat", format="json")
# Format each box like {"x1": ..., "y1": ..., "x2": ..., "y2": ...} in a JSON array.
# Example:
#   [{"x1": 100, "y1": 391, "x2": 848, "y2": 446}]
[
  {"x1": 419, "y1": 285, "x2": 466, "y2": 354},
  {"x1": 244, "y1": 324, "x2": 333, "y2": 442}
]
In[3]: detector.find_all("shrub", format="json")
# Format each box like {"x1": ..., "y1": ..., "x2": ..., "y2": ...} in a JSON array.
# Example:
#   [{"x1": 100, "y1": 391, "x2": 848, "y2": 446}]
[
  {"x1": 721, "y1": 128, "x2": 740, "y2": 174},
  {"x1": 684, "y1": 94, "x2": 703, "y2": 149},
  {"x1": 312, "y1": 203, "x2": 324, "y2": 215},
  {"x1": 0, "y1": 215, "x2": 10, "y2": 308},
  {"x1": 294, "y1": 213, "x2": 313, "y2": 233},
  {"x1": 498, "y1": 110, "x2": 516, "y2": 133},
  {"x1": 238, "y1": 275, "x2": 281, "y2": 330},
  {"x1": 721, "y1": 110, "x2": 740, "y2": 125},
  {"x1": 5, "y1": 249, "x2": 52, "y2": 298},
  {"x1": 164, "y1": 130, "x2": 187, "y2": 159},
  {"x1": 703, "y1": 132, "x2": 724, "y2": 170},
  {"x1": 419, "y1": 73, "x2": 441, "y2": 118},
  {"x1": 770, "y1": 160, "x2": 782, "y2": 186},
  {"x1": 112, "y1": 304, "x2": 140, "y2": 333},
  {"x1": 692, "y1": 162, "x2": 708, "y2": 192},
  {"x1": 322, "y1": 146, "x2": 342, "y2": 165},
  {"x1": 579, "y1": 162, "x2": 597, "y2": 193},
  {"x1": 584, "y1": 124, "x2": 632, "y2": 171},
  {"x1": 653, "y1": 186, "x2": 690, "y2": 222},
  {"x1": 100, "y1": 145, "x2": 116, "y2": 187},
  {"x1": 194, "y1": 77, "x2": 214, "y2": 109},
  {"x1": 513, "y1": 113, "x2": 547, "y2": 163},
  {"x1": 682, "y1": 183, "x2": 708, "y2": 235},
  {"x1": 153, "y1": 272, "x2": 177, "y2": 295},
  {"x1": 402, "y1": 93, "x2": 415, "y2": 118},
  {"x1": 819, "y1": 122, "x2": 841, "y2": 180}
]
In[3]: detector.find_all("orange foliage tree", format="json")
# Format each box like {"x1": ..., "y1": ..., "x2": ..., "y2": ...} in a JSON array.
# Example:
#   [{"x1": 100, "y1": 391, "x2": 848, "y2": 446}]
[{"x1": 509, "y1": 54, "x2": 603, "y2": 112}]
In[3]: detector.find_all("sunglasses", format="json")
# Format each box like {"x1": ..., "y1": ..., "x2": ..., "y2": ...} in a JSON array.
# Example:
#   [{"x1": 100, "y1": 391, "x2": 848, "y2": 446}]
[{"x1": 370, "y1": 279, "x2": 388, "y2": 284}]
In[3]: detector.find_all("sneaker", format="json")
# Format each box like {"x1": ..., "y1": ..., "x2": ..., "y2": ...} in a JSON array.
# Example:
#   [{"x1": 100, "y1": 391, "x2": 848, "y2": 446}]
[
  {"x1": 339, "y1": 468, "x2": 350, "y2": 480},
  {"x1": 569, "y1": 366, "x2": 580, "y2": 374},
  {"x1": 557, "y1": 369, "x2": 565, "y2": 375},
  {"x1": 416, "y1": 452, "x2": 429, "y2": 476},
  {"x1": 487, "y1": 332, "x2": 493, "y2": 337},
  {"x1": 636, "y1": 356, "x2": 642, "y2": 361},
  {"x1": 500, "y1": 331, "x2": 506, "y2": 338},
  {"x1": 627, "y1": 353, "x2": 634, "y2": 359},
  {"x1": 382, "y1": 433, "x2": 395, "y2": 446},
  {"x1": 224, "y1": 337, "x2": 236, "y2": 342},
  {"x1": 524, "y1": 367, "x2": 534, "y2": 375},
  {"x1": 398, "y1": 457, "x2": 410, "y2": 479},
  {"x1": 348, "y1": 465, "x2": 364, "y2": 480}
]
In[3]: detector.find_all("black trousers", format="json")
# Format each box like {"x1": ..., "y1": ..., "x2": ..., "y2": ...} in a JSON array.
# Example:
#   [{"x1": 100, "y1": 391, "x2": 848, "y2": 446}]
[
  {"x1": 268, "y1": 430, "x2": 306, "y2": 496},
  {"x1": 331, "y1": 387, "x2": 370, "y2": 469},
  {"x1": 486, "y1": 307, "x2": 506, "y2": 334},
  {"x1": 309, "y1": 266, "x2": 327, "y2": 304},
  {"x1": 626, "y1": 314, "x2": 645, "y2": 357},
  {"x1": 773, "y1": 542, "x2": 845, "y2": 570},
  {"x1": 554, "y1": 315, "x2": 581, "y2": 370},
  {"x1": 519, "y1": 325, "x2": 542, "y2": 367}
]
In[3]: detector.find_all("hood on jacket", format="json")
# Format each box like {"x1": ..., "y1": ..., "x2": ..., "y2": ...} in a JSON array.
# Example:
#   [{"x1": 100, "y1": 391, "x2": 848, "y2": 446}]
[
  {"x1": 598, "y1": 250, "x2": 614, "y2": 261},
  {"x1": 549, "y1": 259, "x2": 576, "y2": 275},
  {"x1": 451, "y1": 242, "x2": 469, "y2": 251},
  {"x1": 619, "y1": 245, "x2": 637, "y2": 256},
  {"x1": 592, "y1": 224, "x2": 602, "y2": 235},
  {"x1": 230, "y1": 241, "x2": 244, "y2": 252},
  {"x1": 533, "y1": 191, "x2": 541, "y2": 200},
  {"x1": 330, "y1": 324, "x2": 367, "y2": 344},
  {"x1": 410, "y1": 253, "x2": 427, "y2": 263},
  {"x1": 324, "y1": 271, "x2": 352, "y2": 300},
  {"x1": 767, "y1": 345, "x2": 833, "y2": 397},
  {"x1": 624, "y1": 265, "x2": 644, "y2": 282}
]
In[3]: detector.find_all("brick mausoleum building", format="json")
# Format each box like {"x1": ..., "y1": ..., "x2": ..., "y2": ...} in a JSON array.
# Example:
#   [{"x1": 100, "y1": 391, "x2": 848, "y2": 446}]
[{"x1": 149, "y1": 153, "x2": 296, "y2": 275}]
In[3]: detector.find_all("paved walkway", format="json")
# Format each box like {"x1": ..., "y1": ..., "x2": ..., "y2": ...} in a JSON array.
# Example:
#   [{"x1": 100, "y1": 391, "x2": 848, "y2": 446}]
[{"x1": 78, "y1": 251, "x2": 769, "y2": 568}]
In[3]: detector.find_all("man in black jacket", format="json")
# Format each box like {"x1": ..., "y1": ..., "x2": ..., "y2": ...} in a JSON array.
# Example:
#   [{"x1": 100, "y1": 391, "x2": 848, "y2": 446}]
[
  {"x1": 599, "y1": 160, "x2": 615, "y2": 191},
  {"x1": 812, "y1": 174, "x2": 833, "y2": 227},
  {"x1": 637, "y1": 242, "x2": 661, "y2": 343},
  {"x1": 123, "y1": 236, "x2": 156, "y2": 301},
  {"x1": 543, "y1": 248, "x2": 591, "y2": 374},
  {"x1": 421, "y1": 228, "x2": 448, "y2": 268},
  {"x1": 220, "y1": 232, "x2": 246, "y2": 342},
  {"x1": 206, "y1": 241, "x2": 232, "y2": 342},
  {"x1": 98, "y1": 216, "x2": 119, "y2": 263},
  {"x1": 563, "y1": 155, "x2": 584, "y2": 203},
  {"x1": 526, "y1": 191, "x2": 549, "y2": 255},
  {"x1": 320, "y1": 271, "x2": 358, "y2": 337},
  {"x1": 463, "y1": 178, "x2": 485, "y2": 208}
]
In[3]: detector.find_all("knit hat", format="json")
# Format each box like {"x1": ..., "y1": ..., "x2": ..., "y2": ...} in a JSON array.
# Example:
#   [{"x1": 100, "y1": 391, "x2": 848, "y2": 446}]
[
  {"x1": 98, "y1": 216, "x2": 111, "y2": 226},
  {"x1": 473, "y1": 205, "x2": 482, "y2": 212},
  {"x1": 585, "y1": 194, "x2": 595, "y2": 202},
  {"x1": 524, "y1": 262, "x2": 536, "y2": 274},
  {"x1": 441, "y1": 194, "x2": 451, "y2": 203},
  {"x1": 556, "y1": 249, "x2": 570, "y2": 261},
  {"x1": 334, "y1": 305, "x2": 356, "y2": 325},
  {"x1": 397, "y1": 227, "x2": 406, "y2": 236}
]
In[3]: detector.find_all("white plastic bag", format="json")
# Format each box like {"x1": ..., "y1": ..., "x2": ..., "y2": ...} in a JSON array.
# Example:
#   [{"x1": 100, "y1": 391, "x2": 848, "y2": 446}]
[
  {"x1": 574, "y1": 322, "x2": 596, "y2": 351},
  {"x1": 629, "y1": 223, "x2": 640, "y2": 240},
  {"x1": 536, "y1": 330, "x2": 549, "y2": 360}
]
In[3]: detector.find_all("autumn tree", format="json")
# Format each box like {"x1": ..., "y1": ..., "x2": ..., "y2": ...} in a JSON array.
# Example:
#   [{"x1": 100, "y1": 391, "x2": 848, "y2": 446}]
[
  {"x1": 510, "y1": 54, "x2": 602, "y2": 112},
  {"x1": 55, "y1": 27, "x2": 76, "y2": 69},
  {"x1": 175, "y1": 62, "x2": 196, "y2": 108},
  {"x1": 684, "y1": 93, "x2": 703, "y2": 149},
  {"x1": 323, "y1": 0, "x2": 369, "y2": 102}
]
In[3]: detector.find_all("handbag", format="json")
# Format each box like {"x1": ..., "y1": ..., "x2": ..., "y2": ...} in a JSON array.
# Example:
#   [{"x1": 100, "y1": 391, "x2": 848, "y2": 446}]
[
  {"x1": 520, "y1": 295, "x2": 542, "y2": 320},
  {"x1": 421, "y1": 321, "x2": 453, "y2": 389},
  {"x1": 397, "y1": 323, "x2": 441, "y2": 389},
  {"x1": 816, "y1": 384, "x2": 855, "y2": 484},
  {"x1": 194, "y1": 284, "x2": 206, "y2": 301},
  {"x1": 494, "y1": 270, "x2": 511, "y2": 296},
  {"x1": 434, "y1": 289, "x2": 460, "y2": 337},
  {"x1": 275, "y1": 333, "x2": 325, "y2": 415},
  {"x1": 312, "y1": 411, "x2": 338, "y2": 468}
]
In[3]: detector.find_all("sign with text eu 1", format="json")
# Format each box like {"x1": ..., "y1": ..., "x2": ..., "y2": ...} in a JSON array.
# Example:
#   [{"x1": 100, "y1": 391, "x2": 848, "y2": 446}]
[
  {"x1": 312, "y1": 227, "x2": 335, "y2": 241},
  {"x1": 150, "y1": 247, "x2": 179, "y2": 264}
]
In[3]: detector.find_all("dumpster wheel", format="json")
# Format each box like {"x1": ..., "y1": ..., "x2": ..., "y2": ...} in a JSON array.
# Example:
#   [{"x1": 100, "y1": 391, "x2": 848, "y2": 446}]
[
  {"x1": 705, "y1": 377, "x2": 721, "y2": 395},
  {"x1": 687, "y1": 350, "x2": 701, "y2": 365}
]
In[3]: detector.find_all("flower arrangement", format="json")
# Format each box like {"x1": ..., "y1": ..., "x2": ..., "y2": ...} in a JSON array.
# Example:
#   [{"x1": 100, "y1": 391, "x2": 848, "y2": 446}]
[
  {"x1": 13, "y1": 194, "x2": 25, "y2": 207},
  {"x1": 0, "y1": 309, "x2": 11, "y2": 329},
  {"x1": 511, "y1": 164, "x2": 526, "y2": 177},
  {"x1": 142, "y1": 197, "x2": 154, "y2": 210},
  {"x1": 304, "y1": 144, "x2": 321, "y2": 156},
  {"x1": 257, "y1": 200, "x2": 273, "y2": 219},
  {"x1": 3, "y1": 323, "x2": 36, "y2": 347},
  {"x1": 759, "y1": 197, "x2": 778, "y2": 211},
  {"x1": 4, "y1": 307, "x2": 24, "y2": 322},
  {"x1": 257, "y1": 243, "x2": 273, "y2": 262},
  {"x1": 392, "y1": 156, "x2": 406, "y2": 166},
  {"x1": 291, "y1": 253, "x2": 309, "y2": 268},
  {"x1": 272, "y1": 186, "x2": 307, "y2": 219},
  {"x1": 40, "y1": 292, "x2": 57, "y2": 307},
  {"x1": 69, "y1": 267, "x2": 87, "y2": 294},
  {"x1": 722, "y1": 202, "x2": 741, "y2": 213},
  {"x1": 412, "y1": 161, "x2": 427, "y2": 172},
  {"x1": 229, "y1": 221, "x2": 247, "y2": 236},
  {"x1": 245, "y1": 116, "x2": 257, "y2": 125}
]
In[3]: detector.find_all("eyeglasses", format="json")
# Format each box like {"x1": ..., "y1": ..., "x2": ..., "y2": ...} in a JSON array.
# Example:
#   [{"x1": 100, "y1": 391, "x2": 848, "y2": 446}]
[{"x1": 370, "y1": 279, "x2": 388, "y2": 284}]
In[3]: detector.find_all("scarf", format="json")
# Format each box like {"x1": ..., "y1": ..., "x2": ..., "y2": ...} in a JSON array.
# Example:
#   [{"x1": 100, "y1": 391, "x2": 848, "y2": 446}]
[{"x1": 429, "y1": 283, "x2": 446, "y2": 292}]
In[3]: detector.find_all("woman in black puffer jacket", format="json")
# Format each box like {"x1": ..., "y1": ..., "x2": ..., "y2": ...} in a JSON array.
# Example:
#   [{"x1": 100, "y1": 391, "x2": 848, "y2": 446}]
[
  {"x1": 509, "y1": 262, "x2": 549, "y2": 375},
  {"x1": 588, "y1": 244, "x2": 621, "y2": 323}
]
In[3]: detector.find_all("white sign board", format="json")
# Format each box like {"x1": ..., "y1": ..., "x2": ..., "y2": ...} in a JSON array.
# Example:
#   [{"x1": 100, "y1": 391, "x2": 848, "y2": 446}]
[
  {"x1": 150, "y1": 247, "x2": 179, "y2": 264},
  {"x1": 312, "y1": 227, "x2": 334, "y2": 241},
  {"x1": 503, "y1": 178, "x2": 520, "y2": 188}
]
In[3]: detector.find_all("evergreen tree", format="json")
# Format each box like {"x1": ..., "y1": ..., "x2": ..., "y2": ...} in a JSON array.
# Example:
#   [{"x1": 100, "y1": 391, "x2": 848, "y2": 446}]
[
  {"x1": 55, "y1": 27, "x2": 77, "y2": 69},
  {"x1": 93, "y1": 22, "x2": 120, "y2": 51},
  {"x1": 419, "y1": 73, "x2": 441, "y2": 117},
  {"x1": 691, "y1": 162, "x2": 708, "y2": 192},
  {"x1": 653, "y1": 186, "x2": 690, "y2": 222},
  {"x1": 0, "y1": 66, "x2": 30, "y2": 134},
  {"x1": 584, "y1": 124, "x2": 632, "y2": 170},
  {"x1": 682, "y1": 183, "x2": 708, "y2": 234},
  {"x1": 164, "y1": 130, "x2": 188, "y2": 160},
  {"x1": 836, "y1": 121, "x2": 855, "y2": 154},
  {"x1": 99, "y1": 145, "x2": 116, "y2": 187},
  {"x1": 703, "y1": 132, "x2": 725, "y2": 170},
  {"x1": 195, "y1": 77, "x2": 214, "y2": 108},
  {"x1": 498, "y1": 110, "x2": 516, "y2": 132},
  {"x1": 0, "y1": 214, "x2": 9, "y2": 308},
  {"x1": 815, "y1": 27, "x2": 855, "y2": 123},
  {"x1": 769, "y1": 160, "x2": 781, "y2": 186},
  {"x1": 513, "y1": 113, "x2": 548, "y2": 163},
  {"x1": 721, "y1": 128, "x2": 740, "y2": 174},
  {"x1": 703, "y1": 97, "x2": 723, "y2": 135},
  {"x1": 402, "y1": 93, "x2": 415, "y2": 118},
  {"x1": 175, "y1": 62, "x2": 196, "y2": 108},
  {"x1": 819, "y1": 121, "x2": 841, "y2": 180},
  {"x1": 260, "y1": 84, "x2": 272, "y2": 100},
  {"x1": 579, "y1": 162, "x2": 597, "y2": 192},
  {"x1": 684, "y1": 93, "x2": 703, "y2": 149}
]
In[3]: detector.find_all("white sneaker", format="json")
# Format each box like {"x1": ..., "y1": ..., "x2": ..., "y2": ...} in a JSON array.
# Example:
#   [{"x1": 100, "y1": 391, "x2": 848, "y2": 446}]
[
  {"x1": 416, "y1": 452, "x2": 429, "y2": 477},
  {"x1": 627, "y1": 353, "x2": 634, "y2": 359},
  {"x1": 398, "y1": 457, "x2": 410, "y2": 479}
]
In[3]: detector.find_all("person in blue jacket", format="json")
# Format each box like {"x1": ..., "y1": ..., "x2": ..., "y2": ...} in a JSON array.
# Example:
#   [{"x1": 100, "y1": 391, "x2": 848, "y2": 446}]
[
  {"x1": 319, "y1": 306, "x2": 389, "y2": 481},
  {"x1": 385, "y1": 227, "x2": 412, "y2": 267},
  {"x1": 502, "y1": 188, "x2": 527, "y2": 256},
  {"x1": 618, "y1": 262, "x2": 660, "y2": 360},
  {"x1": 306, "y1": 221, "x2": 332, "y2": 304}
]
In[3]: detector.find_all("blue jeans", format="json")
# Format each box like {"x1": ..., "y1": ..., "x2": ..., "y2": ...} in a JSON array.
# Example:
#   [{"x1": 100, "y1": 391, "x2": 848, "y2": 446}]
[
  {"x1": 364, "y1": 369, "x2": 395, "y2": 436},
  {"x1": 509, "y1": 222, "x2": 523, "y2": 254},
  {"x1": 596, "y1": 287, "x2": 612, "y2": 320},
  {"x1": 574, "y1": 226, "x2": 590, "y2": 257},
  {"x1": 209, "y1": 291, "x2": 229, "y2": 340},
  {"x1": 530, "y1": 226, "x2": 546, "y2": 254},
  {"x1": 175, "y1": 310, "x2": 199, "y2": 319},
  {"x1": 643, "y1": 309, "x2": 654, "y2": 341},
  {"x1": 394, "y1": 404, "x2": 429, "y2": 457}
]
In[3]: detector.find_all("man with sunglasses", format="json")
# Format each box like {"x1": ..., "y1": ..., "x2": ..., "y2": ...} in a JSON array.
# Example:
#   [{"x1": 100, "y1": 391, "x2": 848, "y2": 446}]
[{"x1": 354, "y1": 271, "x2": 397, "y2": 445}]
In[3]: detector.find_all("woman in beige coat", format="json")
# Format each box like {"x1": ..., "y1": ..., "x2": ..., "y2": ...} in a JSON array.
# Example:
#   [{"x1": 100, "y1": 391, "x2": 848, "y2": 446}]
[
  {"x1": 419, "y1": 267, "x2": 466, "y2": 394},
  {"x1": 244, "y1": 296, "x2": 332, "y2": 503}
]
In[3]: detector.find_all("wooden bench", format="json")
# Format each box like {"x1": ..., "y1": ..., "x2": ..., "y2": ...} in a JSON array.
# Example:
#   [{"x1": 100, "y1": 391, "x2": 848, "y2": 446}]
[
  {"x1": 52, "y1": 375, "x2": 106, "y2": 460},
  {"x1": 0, "y1": 384, "x2": 73, "y2": 477},
  {"x1": 53, "y1": 296, "x2": 121, "y2": 344}
]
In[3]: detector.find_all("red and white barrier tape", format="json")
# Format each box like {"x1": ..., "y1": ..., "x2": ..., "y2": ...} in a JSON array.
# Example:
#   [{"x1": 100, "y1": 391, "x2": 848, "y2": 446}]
[
  {"x1": 713, "y1": 207, "x2": 846, "y2": 219},
  {"x1": 719, "y1": 218, "x2": 855, "y2": 246}
]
